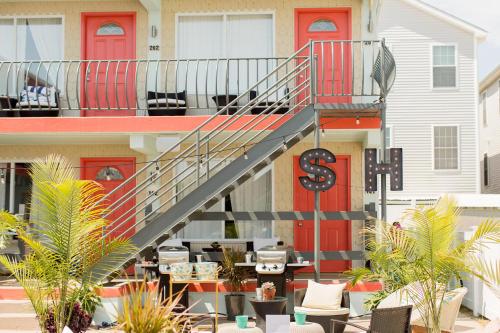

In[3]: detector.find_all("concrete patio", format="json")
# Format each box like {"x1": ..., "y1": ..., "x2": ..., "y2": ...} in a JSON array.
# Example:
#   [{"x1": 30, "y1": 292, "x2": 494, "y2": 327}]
[{"x1": 0, "y1": 299, "x2": 490, "y2": 333}]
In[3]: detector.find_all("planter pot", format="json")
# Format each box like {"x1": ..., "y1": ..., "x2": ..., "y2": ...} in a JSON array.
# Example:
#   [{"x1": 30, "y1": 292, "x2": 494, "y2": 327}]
[
  {"x1": 263, "y1": 288, "x2": 276, "y2": 300},
  {"x1": 225, "y1": 294, "x2": 245, "y2": 321}
]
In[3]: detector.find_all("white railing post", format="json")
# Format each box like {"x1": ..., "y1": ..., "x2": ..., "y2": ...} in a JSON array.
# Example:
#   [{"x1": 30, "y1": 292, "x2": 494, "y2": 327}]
[{"x1": 309, "y1": 40, "x2": 316, "y2": 104}]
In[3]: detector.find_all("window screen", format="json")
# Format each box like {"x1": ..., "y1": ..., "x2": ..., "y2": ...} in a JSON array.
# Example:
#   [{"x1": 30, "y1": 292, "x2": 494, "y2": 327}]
[
  {"x1": 433, "y1": 126, "x2": 458, "y2": 170},
  {"x1": 432, "y1": 45, "x2": 456, "y2": 88}
]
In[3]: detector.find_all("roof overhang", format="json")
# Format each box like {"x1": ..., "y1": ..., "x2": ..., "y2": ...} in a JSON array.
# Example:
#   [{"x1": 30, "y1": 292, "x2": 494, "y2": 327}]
[
  {"x1": 479, "y1": 65, "x2": 500, "y2": 92},
  {"x1": 399, "y1": 0, "x2": 487, "y2": 41}
]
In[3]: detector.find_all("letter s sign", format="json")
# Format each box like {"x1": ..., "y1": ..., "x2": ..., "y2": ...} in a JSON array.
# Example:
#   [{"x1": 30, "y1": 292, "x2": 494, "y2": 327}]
[{"x1": 299, "y1": 148, "x2": 336, "y2": 191}]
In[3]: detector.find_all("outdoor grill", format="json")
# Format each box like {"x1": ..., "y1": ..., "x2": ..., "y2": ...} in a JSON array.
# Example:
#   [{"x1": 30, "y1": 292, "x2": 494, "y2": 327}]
[
  {"x1": 255, "y1": 245, "x2": 293, "y2": 297},
  {"x1": 157, "y1": 245, "x2": 190, "y2": 306}
]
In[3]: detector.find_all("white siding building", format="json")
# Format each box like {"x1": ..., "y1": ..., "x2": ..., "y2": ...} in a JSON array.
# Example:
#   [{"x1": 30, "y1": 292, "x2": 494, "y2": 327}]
[
  {"x1": 375, "y1": 0, "x2": 487, "y2": 221},
  {"x1": 479, "y1": 65, "x2": 500, "y2": 193}
]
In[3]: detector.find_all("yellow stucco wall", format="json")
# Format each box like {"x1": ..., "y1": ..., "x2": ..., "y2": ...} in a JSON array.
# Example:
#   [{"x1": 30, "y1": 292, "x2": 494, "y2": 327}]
[
  {"x1": 162, "y1": 0, "x2": 363, "y2": 59},
  {"x1": 0, "y1": 0, "x2": 361, "y2": 60},
  {"x1": 0, "y1": 0, "x2": 148, "y2": 60},
  {"x1": 0, "y1": 144, "x2": 144, "y2": 167}
]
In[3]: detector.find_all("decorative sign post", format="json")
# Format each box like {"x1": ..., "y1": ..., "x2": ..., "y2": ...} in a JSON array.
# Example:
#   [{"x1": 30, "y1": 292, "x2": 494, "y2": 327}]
[
  {"x1": 364, "y1": 148, "x2": 403, "y2": 192},
  {"x1": 298, "y1": 148, "x2": 337, "y2": 282}
]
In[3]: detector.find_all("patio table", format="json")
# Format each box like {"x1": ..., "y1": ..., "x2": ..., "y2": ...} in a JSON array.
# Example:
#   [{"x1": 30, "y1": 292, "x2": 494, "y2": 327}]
[
  {"x1": 218, "y1": 323, "x2": 264, "y2": 333},
  {"x1": 249, "y1": 296, "x2": 287, "y2": 331},
  {"x1": 290, "y1": 322, "x2": 324, "y2": 333}
]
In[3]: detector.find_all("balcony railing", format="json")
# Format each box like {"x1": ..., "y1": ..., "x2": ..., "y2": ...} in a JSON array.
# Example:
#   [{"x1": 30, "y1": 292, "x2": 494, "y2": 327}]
[{"x1": 0, "y1": 40, "x2": 390, "y2": 116}]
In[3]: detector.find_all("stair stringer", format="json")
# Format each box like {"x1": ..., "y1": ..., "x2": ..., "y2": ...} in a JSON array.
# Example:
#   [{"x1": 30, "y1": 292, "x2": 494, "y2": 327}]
[{"x1": 97, "y1": 105, "x2": 316, "y2": 277}]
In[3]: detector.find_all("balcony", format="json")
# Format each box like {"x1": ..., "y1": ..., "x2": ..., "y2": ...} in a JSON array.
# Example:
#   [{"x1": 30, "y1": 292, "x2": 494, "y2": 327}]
[{"x1": 0, "y1": 40, "x2": 392, "y2": 118}]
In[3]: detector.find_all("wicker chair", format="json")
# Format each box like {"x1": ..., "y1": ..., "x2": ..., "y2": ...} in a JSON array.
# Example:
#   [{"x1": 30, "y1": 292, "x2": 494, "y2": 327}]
[
  {"x1": 294, "y1": 288, "x2": 350, "y2": 333},
  {"x1": 331, "y1": 305, "x2": 413, "y2": 333}
]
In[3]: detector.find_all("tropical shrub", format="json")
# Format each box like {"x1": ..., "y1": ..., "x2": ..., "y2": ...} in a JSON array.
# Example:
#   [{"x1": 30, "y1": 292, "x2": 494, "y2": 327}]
[
  {"x1": 116, "y1": 279, "x2": 190, "y2": 333},
  {"x1": 347, "y1": 197, "x2": 500, "y2": 332},
  {"x1": 0, "y1": 155, "x2": 135, "y2": 333}
]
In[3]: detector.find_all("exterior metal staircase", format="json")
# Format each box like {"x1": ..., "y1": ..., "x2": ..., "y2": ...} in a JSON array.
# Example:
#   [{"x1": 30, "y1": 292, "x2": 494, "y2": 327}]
[{"x1": 93, "y1": 40, "x2": 394, "y2": 279}]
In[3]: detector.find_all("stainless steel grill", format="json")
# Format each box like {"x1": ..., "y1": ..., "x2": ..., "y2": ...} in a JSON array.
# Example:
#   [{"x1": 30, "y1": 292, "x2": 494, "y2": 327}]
[
  {"x1": 255, "y1": 245, "x2": 289, "y2": 275},
  {"x1": 157, "y1": 245, "x2": 189, "y2": 274}
]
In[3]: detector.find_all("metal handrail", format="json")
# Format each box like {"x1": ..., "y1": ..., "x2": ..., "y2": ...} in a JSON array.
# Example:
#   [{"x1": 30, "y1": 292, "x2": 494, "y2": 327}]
[
  {"x1": 100, "y1": 44, "x2": 313, "y2": 241},
  {"x1": 98, "y1": 39, "x2": 391, "y2": 245}
]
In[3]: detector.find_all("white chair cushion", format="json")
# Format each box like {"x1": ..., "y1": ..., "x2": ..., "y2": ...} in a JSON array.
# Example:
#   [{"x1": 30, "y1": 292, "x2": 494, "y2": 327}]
[
  {"x1": 294, "y1": 306, "x2": 350, "y2": 316},
  {"x1": 301, "y1": 280, "x2": 346, "y2": 310},
  {"x1": 17, "y1": 101, "x2": 57, "y2": 107},
  {"x1": 147, "y1": 98, "x2": 186, "y2": 105}
]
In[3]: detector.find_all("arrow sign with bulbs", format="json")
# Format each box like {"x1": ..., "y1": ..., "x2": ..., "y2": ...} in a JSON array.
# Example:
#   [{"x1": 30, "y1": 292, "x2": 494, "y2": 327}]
[
  {"x1": 364, "y1": 148, "x2": 403, "y2": 192},
  {"x1": 299, "y1": 148, "x2": 337, "y2": 191}
]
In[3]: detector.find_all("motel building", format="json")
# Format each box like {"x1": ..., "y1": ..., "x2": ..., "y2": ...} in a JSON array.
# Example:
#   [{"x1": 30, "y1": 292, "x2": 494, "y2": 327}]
[{"x1": 0, "y1": 0, "x2": 398, "y2": 318}]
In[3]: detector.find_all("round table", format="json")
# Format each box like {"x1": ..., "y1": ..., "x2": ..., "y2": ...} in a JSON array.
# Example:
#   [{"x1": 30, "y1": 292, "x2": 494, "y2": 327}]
[
  {"x1": 249, "y1": 296, "x2": 287, "y2": 331},
  {"x1": 218, "y1": 323, "x2": 263, "y2": 333},
  {"x1": 290, "y1": 322, "x2": 325, "y2": 333}
]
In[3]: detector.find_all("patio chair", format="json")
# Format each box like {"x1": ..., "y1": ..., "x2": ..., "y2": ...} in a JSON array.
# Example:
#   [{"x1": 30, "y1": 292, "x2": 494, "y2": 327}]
[
  {"x1": 294, "y1": 281, "x2": 350, "y2": 333},
  {"x1": 16, "y1": 86, "x2": 60, "y2": 117},
  {"x1": 331, "y1": 305, "x2": 413, "y2": 333},
  {"x1": 147, "y1": 90, "x2": 187, "y2": 116},
  {"x1": 378, "y1": 284, "x2": 468, "y2": 332}
]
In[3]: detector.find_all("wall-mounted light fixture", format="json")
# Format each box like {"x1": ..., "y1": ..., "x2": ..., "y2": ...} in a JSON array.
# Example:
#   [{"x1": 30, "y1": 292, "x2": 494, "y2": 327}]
[{"x1": 151, "y1": 25, "x2": 158, "y2": 38}]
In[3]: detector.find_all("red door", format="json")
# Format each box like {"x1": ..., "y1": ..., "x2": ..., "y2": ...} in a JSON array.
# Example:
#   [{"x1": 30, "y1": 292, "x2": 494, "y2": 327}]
[
  {"x1": 296, "y1": 9, "x2": 352, "y2": 103},
  {"x1": 81, "y1": 158, "x2": 136, "y2": 239},
  {"x1": 293, "y1": 155, "x2": 351, "y2": 273},
  {"x1": 82, "y1": 13, "x2": 136, "y2": 116}
]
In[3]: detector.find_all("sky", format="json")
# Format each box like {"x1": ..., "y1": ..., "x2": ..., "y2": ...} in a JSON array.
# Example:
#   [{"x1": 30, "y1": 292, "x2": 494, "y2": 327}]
[{"x1": 421, "y1": 0, "x2": 500, "y2": 80}]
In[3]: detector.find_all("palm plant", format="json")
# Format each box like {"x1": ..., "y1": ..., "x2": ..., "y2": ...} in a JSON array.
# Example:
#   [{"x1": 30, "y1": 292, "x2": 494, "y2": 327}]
[
  {"x1": 348, "y1": 196, "x2": 500, "y2": 333},
  {"x1": 0, "y1": 155, "x2": 135, "y2": 333},
  {"x1": 117, "y1": 279, "x2": 191, "y2": 333}
]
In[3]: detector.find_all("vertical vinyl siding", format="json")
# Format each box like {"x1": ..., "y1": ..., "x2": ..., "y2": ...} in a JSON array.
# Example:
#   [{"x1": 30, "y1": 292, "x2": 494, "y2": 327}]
[{"x1": 377, "y1": 0, "x2": 478, "y2": 197}]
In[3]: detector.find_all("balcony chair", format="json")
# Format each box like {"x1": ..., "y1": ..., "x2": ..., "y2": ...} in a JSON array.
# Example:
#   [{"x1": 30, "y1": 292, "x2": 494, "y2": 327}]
[
  {"x1": 211, "y1": 94, "x2": 238, "y2": 115},
  {"x1": 378, "y1": 284, "x2": 468, "y2": 333},
  {"x1": 16, "y1": 85, "x2": 60, "y2": 117},
  {"x1": 249, "y1": 88, "x2": 290, "y2": 115},
  {"x1": 294, "y1": 281, "x2": 350, "y2": 333},
  {"x1": 147, "y1": 90, "x2": 187, "y2": 116},
  {"x1": 331, "y1": 305, "x2": 413, "y2": 333}
]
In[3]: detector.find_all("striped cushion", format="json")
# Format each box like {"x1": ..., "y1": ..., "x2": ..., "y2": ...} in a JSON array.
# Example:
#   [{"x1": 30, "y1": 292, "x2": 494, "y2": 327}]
[{"x1": 20, "y1": 86, "x2": 56, "y2": 105}]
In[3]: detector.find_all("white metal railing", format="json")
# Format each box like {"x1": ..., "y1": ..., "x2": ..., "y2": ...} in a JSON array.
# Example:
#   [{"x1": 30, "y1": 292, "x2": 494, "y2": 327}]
[{"x1": 0, "y1": 40, "x2": 392, "y2": 115}]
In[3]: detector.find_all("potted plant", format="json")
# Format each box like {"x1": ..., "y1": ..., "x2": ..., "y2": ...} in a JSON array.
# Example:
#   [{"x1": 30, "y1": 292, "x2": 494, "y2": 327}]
[
  {"x1": 221, "y1": 247, "x2": 250, "y2": 321},
  {"x1": 261, "y1": 282, "x2": 276, "y2": 300}
]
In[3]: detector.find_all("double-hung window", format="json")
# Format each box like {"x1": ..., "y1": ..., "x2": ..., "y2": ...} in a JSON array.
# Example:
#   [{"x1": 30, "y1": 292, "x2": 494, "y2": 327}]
[
  {"x1": 0, "y1": 17, "x2": 63, "y2": 96},
  {"x1": 433, "y1": 126, "x2": 459, "y2": 170},
  {"x1": 432, "y1": 45, "x2": 457, "y2": 88}
]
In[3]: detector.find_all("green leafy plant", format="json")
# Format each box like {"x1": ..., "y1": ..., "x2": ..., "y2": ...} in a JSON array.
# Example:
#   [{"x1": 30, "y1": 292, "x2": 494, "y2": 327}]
[
  {"x1": 116, "y1": 279, "x2": 191, "y2": 333},
  {"x1": 347, "y1": 196, "x2": 500, "y2": 333},
  {"x1": 0, "y1": 155, "x2": 135, "y2": 333},
  {"x1": 221, "y1": 247, "x2": 249, "y2": 293}
]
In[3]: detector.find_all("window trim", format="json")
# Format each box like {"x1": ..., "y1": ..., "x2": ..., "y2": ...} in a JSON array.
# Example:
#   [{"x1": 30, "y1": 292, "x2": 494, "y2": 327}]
[
  {"x1": 0, "y1": 15, "x2": 65, "y2": 60},
  {"x1": 385, "y1": 125, "x2": 393, "y2": 149},
  {"x1": 175, "y1": 11, "x2": 276, "y2": 59},
  {"x1": 0, "y1": 159, "x2": 33, "y2": 214},
  {"x1": 430, "y1": 43, "x2": 458, "y2": 90},
  {"x1": 431, "y1": 124, "x2": 461, "y2": 172}
]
